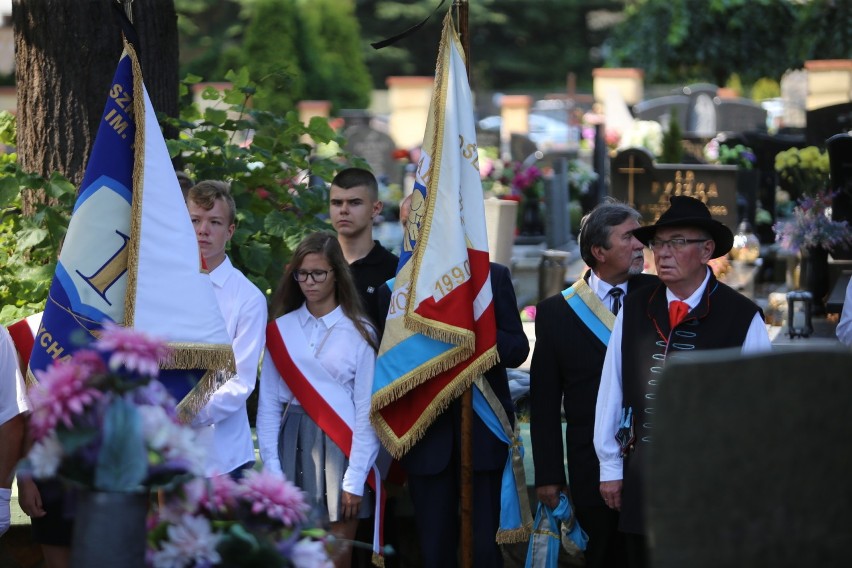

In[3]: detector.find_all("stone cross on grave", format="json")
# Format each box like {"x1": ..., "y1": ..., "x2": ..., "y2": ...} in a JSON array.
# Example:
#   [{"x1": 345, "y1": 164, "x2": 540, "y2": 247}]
[{"x1": 617, "y1": 154, "x2": 645, "y2": 208}]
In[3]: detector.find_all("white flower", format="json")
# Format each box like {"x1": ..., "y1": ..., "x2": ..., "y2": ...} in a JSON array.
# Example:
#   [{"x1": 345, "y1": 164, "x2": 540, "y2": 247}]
[
  {"x1": 291, "y1": 538, "x2": 333, "y2": 568},
  {"x1": 150, "y1": 514, "x2": 221, "y2": 568},
  {"x1": 138, "y1": 405, "x2": 206, "y2": 475},
  {"x1": 28, "y1": 433, "x2": 63, "y2": 478}
]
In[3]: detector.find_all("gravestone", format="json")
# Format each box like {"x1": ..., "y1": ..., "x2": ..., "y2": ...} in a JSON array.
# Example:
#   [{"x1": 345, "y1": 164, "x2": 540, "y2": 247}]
[
  {"x1": 476, "y1": 127, "x2": 500, "y2": 151},
  {"x1": 509, "y1": 133, "x2": 538, "y2": 164},
  {"x1": 633, "y1": 94, "x2": 689, "y2": 130},
  {"x1": 684, "y1": 83, "x2": 718, "y2": 137},
  {"x1": 610, "y1": 148, "x2": 738, "y2": 233},
  {"x1": 828, "y1": 133, "x2": 852, "y2": 260},
  {"x1": 780, "y1": 69, "x2": 808, "y2": 128},
  {"x1": 544, "y1": 158, "x2": 572, "y2": 249},
  {"x1": 806, "y1": 102, "x2": 852, "y2": 147},
  {"x1": 343, "y1": 124, "x2": 398, "y2": 184},
  {"x1": 715, "y1": 98, "x2": 768, "y2": 134},
  {"x1": 635, "y1": 84, "x2": 767, "y2": 139},
  {"x1": 647, "y1": 348, "x2": 852, "y2": 568}
]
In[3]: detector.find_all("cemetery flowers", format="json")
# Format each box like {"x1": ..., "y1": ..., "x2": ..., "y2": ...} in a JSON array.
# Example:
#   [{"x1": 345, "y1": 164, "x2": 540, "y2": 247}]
[
  {"x1": 704, "y1": 137, "x2": 756, "y2": 170},
  {"x1": 149, "y1": 472, "x2": 331, "y2": 568},
  {"x1": 774, "y1": 190, "x2": 852, "y2": 253},
  {"x1": 774, "y1": 145, "x2": 829, "y2": 201},
  {"x1": 22, "y1": 324, "x2": 204, "y2": 491}
]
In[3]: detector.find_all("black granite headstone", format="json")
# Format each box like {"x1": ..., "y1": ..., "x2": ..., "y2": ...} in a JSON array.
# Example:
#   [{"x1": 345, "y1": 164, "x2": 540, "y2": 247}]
[
  {"x1": 806, "y1": 103, "x2": 852, "y2": 148},
  {"x1": 827, "y1": 133, "x2": 852, "y2": 260},
  {"x1": 635, "y1": 85, "x2": 766, "y2": 139},
  {"x1": 610, "y1": 148, "x2": 738, "y2": 233},
  {"x1": 634, "y1": 94, "x2": 689, "y2": 131},
  {"x1": 715, "y1": 98, "x2": 767, "y2": 133},
  {"x1": 647, "y1": 348, "x2": 852, "y2": 568}
]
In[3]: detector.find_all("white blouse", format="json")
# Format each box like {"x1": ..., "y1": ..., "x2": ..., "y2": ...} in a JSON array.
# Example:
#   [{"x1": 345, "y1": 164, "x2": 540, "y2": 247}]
[{"x1": 257, "y1": 303, "x2": 379, "y2": 496}]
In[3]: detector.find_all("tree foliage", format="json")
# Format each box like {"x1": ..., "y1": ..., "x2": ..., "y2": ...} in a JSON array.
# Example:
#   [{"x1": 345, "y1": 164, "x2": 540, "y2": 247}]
[
  {"x1": 605, "y1": 0, "x2": 847, "y2": 86},
  {"x1": 356, "y1": 0, "x2": 622, "y2": 91},
  {"x1": 236, "y1": 0, "x2": 305, "y2": 115},
  {"x1": 163, "y1": 69, "x2": 368, "y2": 294},
  {"x1": 297, "y1": 0, "x2": 372, "y2": 111},
  {"x1": 175, "y1": 0, "x2": 372, "y2": 113}
]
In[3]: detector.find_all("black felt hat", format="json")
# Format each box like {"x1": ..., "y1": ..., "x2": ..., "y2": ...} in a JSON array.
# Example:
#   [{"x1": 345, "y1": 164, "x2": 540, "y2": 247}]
[{"x1": 631, "y1": 196, "x2": 733, "y2": 259}]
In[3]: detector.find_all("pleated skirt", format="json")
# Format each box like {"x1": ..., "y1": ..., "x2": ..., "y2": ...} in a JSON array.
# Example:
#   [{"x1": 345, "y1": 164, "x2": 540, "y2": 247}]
[{"x1": 277, "y1": 404, "x2": 371, "y2": 523}]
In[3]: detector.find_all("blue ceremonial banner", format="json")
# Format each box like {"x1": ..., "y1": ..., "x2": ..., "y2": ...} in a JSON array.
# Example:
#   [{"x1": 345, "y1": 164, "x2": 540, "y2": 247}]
[{"x1": 29, "y1": 41, "x2": 235, "y2": 421}]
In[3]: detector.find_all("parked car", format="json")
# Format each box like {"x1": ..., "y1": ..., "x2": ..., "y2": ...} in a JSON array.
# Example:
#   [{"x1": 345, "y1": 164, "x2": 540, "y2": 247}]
[{"x1": 477, "y1": 113, "x2": 579, "y2": 151}]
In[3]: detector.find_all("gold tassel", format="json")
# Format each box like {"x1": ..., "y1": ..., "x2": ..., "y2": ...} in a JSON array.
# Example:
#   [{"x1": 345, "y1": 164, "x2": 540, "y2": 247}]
[
  {"x1": 496, "y1": 525, "x2": 533, "y2": 545},
  {"x1": 175, "y1": 365, "x2": 236, "y2": 424}
]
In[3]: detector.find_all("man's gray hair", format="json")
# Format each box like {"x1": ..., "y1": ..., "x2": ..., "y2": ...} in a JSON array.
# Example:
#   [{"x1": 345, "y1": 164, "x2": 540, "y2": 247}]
[{"x1": 578, "y1": 200, "x2": 641, "y2": 268}]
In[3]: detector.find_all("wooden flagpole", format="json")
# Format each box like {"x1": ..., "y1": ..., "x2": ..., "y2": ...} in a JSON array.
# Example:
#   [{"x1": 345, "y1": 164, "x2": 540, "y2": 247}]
[{"x1": 452, "y1": 2, "x2": 474, "y2": 566}]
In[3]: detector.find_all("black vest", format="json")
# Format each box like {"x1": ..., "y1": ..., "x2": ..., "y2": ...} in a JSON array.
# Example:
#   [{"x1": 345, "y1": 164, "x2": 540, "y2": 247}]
[{"x1": 618, "y1": 274, "x2": 761, "y2": 534}]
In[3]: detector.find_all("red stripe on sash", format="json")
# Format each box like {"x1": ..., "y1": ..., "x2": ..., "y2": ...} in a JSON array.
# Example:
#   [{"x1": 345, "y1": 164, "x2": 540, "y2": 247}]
[
  {"x1": 7, "y1": 318, "x2": 36, "y2": 374},
  {"x1": 266, "y1": 321, "x2": 385, "y2": 561}
]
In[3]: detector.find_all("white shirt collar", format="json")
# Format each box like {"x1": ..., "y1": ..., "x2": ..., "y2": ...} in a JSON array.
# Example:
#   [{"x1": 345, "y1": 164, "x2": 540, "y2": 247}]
[
  {"x1": 588, "y1": 270, "x2": 628, "y2": 302},
  {"x1": 665, "y1": 267, "x2": 712, "y2": 308},
  {"x1": 296, "y1": 302, "x2": 345, "y2": 328},
  {"x1": 208, "y1": 255, "x2": 234, "y2": 288}
]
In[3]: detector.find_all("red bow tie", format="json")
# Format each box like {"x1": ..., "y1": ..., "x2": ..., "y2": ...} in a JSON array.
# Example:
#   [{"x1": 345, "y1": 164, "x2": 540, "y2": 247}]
[{"x1": 669, "y1": 300, "x2": 690, "y2": 329}]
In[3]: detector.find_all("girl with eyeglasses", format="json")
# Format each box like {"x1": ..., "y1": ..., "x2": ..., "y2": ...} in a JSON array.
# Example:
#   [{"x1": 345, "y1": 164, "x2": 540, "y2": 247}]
[{"x1": 257, "y1": 231, "x2": 383, "y2": 568}]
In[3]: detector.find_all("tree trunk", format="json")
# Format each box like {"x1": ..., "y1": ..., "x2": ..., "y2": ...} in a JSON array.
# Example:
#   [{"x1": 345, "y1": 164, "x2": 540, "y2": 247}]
[{"x1": 13, "y1": 0, "x2": 178, "y2": 209}]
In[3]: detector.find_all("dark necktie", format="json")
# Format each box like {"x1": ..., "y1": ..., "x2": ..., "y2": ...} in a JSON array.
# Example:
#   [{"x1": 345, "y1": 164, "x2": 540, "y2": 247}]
[
  {"x1": 609, "y1": 288, "x2": 623, "y2": 315},
  {"x1": 669, "y1": 300, "x2": 690, "y2": 328}
]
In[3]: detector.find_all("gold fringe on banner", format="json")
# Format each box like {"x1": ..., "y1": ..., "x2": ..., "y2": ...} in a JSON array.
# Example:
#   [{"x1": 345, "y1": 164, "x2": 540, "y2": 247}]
[
  {"x1": 163, "y1": 342, "x2": 236, "y2": 371},
  {"x1": 122, "y1": 40, "x2": 147, "y2": 329},
  {"x1": 167, "y1": 342, "x2": 237, "y2": 423},
  {"x1": 372, "y1": 346, "x2": 498, "y2": 458}
]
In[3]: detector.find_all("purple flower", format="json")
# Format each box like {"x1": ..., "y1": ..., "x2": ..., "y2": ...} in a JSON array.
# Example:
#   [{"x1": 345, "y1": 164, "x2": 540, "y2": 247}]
[
  {"x1": 290, "y1": 538, "x2": 333, "y2": 568},
  {"x1": 95, "y1": 322, "x2": 170, "y2": 378},
  {"x1": 237, "y1": 469, "x2": 309, "y2": 527}
]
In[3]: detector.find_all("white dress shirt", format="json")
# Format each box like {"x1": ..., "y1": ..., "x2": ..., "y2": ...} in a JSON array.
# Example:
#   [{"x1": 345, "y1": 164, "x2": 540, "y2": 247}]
[
  {"x1": 0, "y1": 326, "x2": 29, "y2": 426},
  {"x1": 256, "y1": 303, "x2": 379, "y2": 497},
  {"x1": 588, "y1": 271, "x2": 628, "y2": 313},
  {"x1": 836, "y1": 278, "x2": 852, "y2": 347},
  {"x1": 594, "y1": 268, "x2": 772, "y2": 482},
  {"x1": 192, "y1": 256, "x2": 267, "y2": 476}
]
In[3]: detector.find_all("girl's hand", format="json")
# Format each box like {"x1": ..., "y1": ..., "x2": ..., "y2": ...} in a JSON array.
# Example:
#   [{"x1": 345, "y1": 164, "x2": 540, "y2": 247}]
[{"x1": 340, "y1": 490, "x2": 362, "y2": 521}]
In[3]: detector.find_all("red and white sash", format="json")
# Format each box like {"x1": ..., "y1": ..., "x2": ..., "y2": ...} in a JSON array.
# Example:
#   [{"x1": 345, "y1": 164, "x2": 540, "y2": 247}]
[
  {"x1": 266, "y1": 316, "x2": 386, "y2": 565},
  {"x1": 7, "y1": 312, "x2": 42, "y2": 379}
]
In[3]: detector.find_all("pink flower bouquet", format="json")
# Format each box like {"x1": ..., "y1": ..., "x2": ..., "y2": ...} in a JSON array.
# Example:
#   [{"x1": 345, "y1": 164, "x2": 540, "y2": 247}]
[
  {"x1": 22, "y1": 323, "x2": 203, "y2": 491},
  {"x1": 148, "y1": 471, "x2": 331, "y2": 568}
]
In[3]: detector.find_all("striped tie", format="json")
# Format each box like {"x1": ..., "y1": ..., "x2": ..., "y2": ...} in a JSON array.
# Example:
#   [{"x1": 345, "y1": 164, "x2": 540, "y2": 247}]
[{"x1": 609, "y1": 288, "x2": 623, "y2": 315}]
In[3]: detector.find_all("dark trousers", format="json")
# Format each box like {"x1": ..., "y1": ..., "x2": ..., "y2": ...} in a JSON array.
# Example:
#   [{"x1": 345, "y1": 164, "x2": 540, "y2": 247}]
[
  {"x1": 575, "y1": 505, "x2": 628, "y2": 568},
  {"x1": 407, "y1": 460, "x2": 503, "y2": 568},
  {"x1": 624, "y1": 532, "x2": 649, "y2": 568}
]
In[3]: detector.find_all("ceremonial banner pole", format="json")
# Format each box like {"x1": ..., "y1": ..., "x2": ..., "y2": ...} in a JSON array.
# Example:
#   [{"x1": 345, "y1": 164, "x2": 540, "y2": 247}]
[{"x1": 453, "y1": 1, "x2": 474, "y2": 566}]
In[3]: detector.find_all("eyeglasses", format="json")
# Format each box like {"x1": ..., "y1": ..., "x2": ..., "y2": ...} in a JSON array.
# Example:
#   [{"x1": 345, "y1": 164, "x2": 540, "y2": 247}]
[
  {"x1": 293, "y1": 269, "x2": 333, "y2": 283},
  {"x1": 648, "y1": 238, "x2": 709, "y2": 252}
]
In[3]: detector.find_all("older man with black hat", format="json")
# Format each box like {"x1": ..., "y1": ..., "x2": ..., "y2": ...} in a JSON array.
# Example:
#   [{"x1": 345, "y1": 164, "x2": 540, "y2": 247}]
[{"x1": 593, "y1": 195, "x2": 771, "y2": 567}]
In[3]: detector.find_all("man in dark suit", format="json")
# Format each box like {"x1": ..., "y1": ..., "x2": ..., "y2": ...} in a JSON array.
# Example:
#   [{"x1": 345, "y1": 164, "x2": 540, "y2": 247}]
[
  {"x1": 530, "y1": 201, "x2": 656, "y2": 568},
  {"x1": 403, "y1": 261, "x2": 529, "y2": 568},
  {"x1": 378, "y1": 259, "x2": 529, "y2": 568}
]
